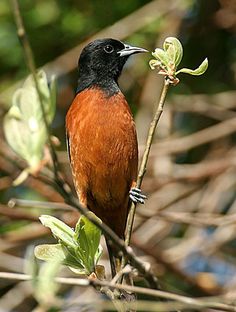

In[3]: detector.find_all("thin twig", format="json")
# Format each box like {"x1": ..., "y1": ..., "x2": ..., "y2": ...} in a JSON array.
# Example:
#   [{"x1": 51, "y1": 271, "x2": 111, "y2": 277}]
[
  {"x1": 119, "y1": 78, "x2": 170, "y2": 288},
  {"x1": 10, "y1": 0, "x2": 60, "y2": 180},
  {"x1": 120, "y1": 78, "x2": 170, "y2": 287},
  {"x1": 99, "y1": 300, "x2": 232, "y2": 312},
  {"x1": 0, "y1": 204, "x2": 38, "y2": 222},
  {"x1": 0, "y1": 272, "x2": 235, "y2": 311},
  {"x1": 125, "y1": 79, "x2": 170, "y2": 246},
  {"x1": 8, "y1": 198, "x2": 76, "y2": 212},
  {"x1": 110, "y1": 265, "x2": 132, "y2": 285}
]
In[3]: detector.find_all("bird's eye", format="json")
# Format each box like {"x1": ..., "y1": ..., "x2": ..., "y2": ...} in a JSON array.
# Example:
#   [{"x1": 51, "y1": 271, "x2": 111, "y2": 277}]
[{"x1": 104, "y1": 45, "x2": 114, "y2": 53}]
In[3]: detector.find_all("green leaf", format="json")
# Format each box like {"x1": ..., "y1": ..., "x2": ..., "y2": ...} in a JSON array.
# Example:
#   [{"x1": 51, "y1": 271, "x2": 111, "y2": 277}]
[
  {"x1": 38, "y1": 214, "x2": 103, "y2": 276},
  {"x1": 151, "y1": 48, "x2": 169, "y2": 67},
  {"x1": 6, "y1": 105, "x2": 22, "y2": 119},
  {"x1": 176, "y1": 58, "x2": 208, "y2": 76},
  {"x1": 3, "y1": 105, "x2": 45, "y2": 168},
  {"x1": 68, "y1": 267, "x2": 88, "y2": 275},
  {"x1": 34, "y1": 258, "x2": 61, "y2": 306},
  {"x1": 34, "y1": 243, "x2": 85, "y2": 270},
  {"x1": 149, "y1": 37, "x2": 184, "y2": 77},
  {"x1": 163, "y1": 37, "x2": 183, "y2": 68},
  {"x1": 75, "y1": 212, "x2": 102, "y2": 273},
  {"x1": 149, "y1": 59, "x2": 160, "y2": 70},
  {"x1": 39, "y1": 215, "x2": 76, "y2": 248},
  {"x1": 3, "y1": 70, "x2": 57, "y2": 180},
  {"x1": 23, "y1": 70, "x2": 51, "y2": 123},
  {"x1": 24, "y1": 246, "x2": 39, "y2": 289},
  {"x1": 35, "y1": 244, "x2": 66, "y2": 262},
  {"x1": 94, "y1": 244, "x2": 103, "y2": 264}
]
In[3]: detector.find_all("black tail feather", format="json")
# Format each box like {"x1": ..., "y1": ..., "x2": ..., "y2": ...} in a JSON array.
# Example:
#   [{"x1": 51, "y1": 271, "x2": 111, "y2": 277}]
[{"x1": 105, "y1": 237, "x2": 121, "y2": 278}]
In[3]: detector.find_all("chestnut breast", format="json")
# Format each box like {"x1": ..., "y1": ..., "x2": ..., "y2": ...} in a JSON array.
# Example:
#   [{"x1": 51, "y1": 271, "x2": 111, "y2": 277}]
[{"x1": 66, "y1": 87, "x2": 138, "y2": 234}]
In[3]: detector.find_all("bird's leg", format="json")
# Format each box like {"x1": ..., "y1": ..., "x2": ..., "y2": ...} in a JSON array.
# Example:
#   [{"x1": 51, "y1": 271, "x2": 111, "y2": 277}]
[{"x1": 129, "y1": 187, "x2": 147, "y2": 204}]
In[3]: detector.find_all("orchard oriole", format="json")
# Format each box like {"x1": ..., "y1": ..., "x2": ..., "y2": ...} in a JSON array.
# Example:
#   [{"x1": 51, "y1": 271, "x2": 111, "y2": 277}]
[{"x1": 66, "y1": 38, "x2": 147, "y2": 276}]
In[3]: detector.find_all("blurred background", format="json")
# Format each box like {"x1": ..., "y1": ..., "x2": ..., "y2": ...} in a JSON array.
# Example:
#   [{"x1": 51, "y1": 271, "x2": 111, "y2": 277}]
[{"x1": 0, "y1": 0, "x2": 236, "y2": 311}]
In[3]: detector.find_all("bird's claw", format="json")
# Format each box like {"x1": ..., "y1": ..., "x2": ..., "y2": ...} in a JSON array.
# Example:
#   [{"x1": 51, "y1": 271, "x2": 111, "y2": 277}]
[{"x1": 129, "y1": 187, "x2": 147, "y2": 204}]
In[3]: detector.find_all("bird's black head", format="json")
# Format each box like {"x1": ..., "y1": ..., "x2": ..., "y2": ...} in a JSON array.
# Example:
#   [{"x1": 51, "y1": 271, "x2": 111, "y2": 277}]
[{"x1": 77, "y1": 38, "x2": 147, "y2": 96}]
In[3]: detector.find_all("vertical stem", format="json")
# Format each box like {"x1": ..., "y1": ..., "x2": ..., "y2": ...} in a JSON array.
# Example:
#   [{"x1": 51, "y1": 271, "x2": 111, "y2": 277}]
[
  {"x1": 10, "y1": 0, "x2": 60, "y2": 179},
  {"x1": 125, "y1": 78, "x2": 170, "y2": 246}
]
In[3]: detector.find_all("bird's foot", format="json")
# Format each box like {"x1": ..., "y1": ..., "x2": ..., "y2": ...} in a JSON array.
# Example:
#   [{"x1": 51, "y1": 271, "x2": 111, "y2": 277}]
[{"x1": 129, "y1": 187, "x2": 146, "y2": 204}]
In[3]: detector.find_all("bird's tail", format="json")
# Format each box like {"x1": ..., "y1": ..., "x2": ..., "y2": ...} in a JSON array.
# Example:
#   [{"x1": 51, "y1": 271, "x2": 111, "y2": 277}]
[{"x1": 105, "y1": 237, "x2": 121, "y2": 278}]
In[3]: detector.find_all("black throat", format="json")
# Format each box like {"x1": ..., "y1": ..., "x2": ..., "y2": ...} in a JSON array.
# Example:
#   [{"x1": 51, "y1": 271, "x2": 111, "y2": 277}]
[{"x1": 76, "y1": 70, "x2": 120, "y2": 97}]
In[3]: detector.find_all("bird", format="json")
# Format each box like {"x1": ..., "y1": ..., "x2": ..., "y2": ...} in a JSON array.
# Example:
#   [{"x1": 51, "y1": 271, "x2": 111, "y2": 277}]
[{"x1": 66, "y1": 38, "x2": 147, "y2": 276}]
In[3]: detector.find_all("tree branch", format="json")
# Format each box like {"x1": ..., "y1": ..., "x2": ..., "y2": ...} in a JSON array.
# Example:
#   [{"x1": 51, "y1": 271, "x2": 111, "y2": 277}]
[
  {"x1": 10, "y1": 0, "x2": 60, "y2": 180},
  {"x1": 0, "y1": 272, "x2": 235, "y2": 312},
  {"x1": 125, "y1": 79, "x2": 170, "y2": 246}
]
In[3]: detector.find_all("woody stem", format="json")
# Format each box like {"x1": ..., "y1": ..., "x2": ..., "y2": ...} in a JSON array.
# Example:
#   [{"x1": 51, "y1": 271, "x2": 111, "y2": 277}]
[
  {"x1": 11, "y1": 0, "x2": 60, "y2": 180},
  {"x1": 124, "y1": 78, "x2": 170, "y2": 246}
]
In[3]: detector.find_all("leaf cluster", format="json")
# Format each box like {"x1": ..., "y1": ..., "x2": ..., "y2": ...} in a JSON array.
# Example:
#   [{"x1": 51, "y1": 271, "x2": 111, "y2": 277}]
[
  {"x1": 35, "y1": 212, "x2": 103, "y2": 276},
  {"x1": 149, "y1": 37, "x2": 208, "y2": 84},
  {"x1": 3, "y1": 70, "x2": 56, "y2": 184}
]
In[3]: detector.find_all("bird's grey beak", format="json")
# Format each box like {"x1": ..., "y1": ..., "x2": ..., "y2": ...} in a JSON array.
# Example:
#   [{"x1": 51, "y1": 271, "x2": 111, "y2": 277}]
[{"x1": 118, "y1": 44, "x2": 148, "y2": 57}]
